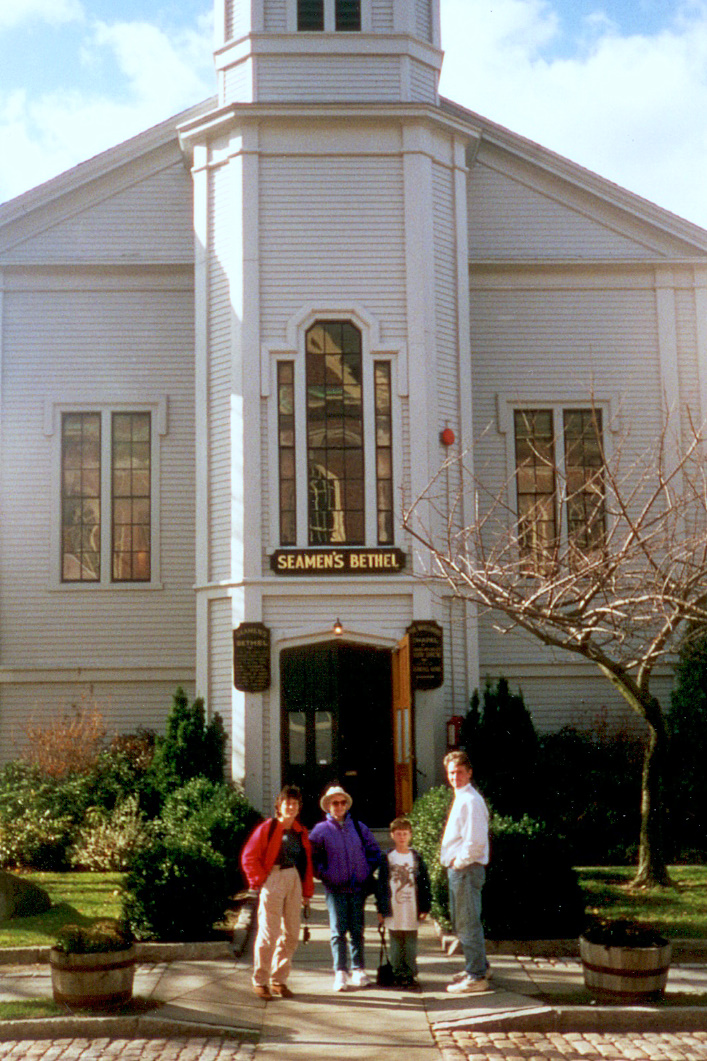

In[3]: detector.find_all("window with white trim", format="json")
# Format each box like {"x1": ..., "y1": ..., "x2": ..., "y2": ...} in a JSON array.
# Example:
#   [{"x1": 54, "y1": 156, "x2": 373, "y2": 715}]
[
  {"x1": 275, "y1": 318, "x2": 395, "y2": 548},
  {"x1": 513, "y1": 407, "x2": 605, "y2": 570},
  {"x1": 59, "y1": 408, "x2": 155, "y2": 584}
]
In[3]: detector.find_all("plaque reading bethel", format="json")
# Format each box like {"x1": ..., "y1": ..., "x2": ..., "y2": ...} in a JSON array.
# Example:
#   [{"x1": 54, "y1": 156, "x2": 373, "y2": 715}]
[
  {"x1": 233, "y1": 622, "x2": 271, "y2": 692},
  {"x1": 407, "y1": 620, "x2": 443, "y2": 690},
  {"x1": 270, "y1": 547, "x2": 406, "y2": 575}
]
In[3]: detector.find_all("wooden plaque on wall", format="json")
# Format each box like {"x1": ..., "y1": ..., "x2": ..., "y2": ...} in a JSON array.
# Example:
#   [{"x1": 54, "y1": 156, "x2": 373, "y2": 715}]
[{"x1": 233, "y1": 622, "x2": 271, "y2": 692}]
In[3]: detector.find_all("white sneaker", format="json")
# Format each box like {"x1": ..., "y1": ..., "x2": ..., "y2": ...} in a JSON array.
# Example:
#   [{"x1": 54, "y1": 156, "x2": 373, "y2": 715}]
[
  {"x1": 349, "y1": 968, "x2": 371, "y2": 988},
  {"x1": 446, "y1": 976, "x2": 490, "y2": 994},
  {"x1": 333, "y1": 970, "x2": 349, "y2": 992},
  {"x1": 453, "y1": 967, "x2": 492, "y2": 982}
]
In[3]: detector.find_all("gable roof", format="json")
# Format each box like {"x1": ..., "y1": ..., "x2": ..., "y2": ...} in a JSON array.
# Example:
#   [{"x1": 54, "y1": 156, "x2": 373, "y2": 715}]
[{"x1": 441, "y1": 96, "x2": 707, "y2": 258}]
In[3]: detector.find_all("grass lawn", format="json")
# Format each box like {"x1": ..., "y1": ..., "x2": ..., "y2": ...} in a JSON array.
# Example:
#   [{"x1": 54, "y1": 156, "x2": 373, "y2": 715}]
[
  {"x1": 578, "y1": 865, "x2": 707, "y2": 938},
  {"x1": 0, "y1": 872, "x2": 123, "y2": 948}
]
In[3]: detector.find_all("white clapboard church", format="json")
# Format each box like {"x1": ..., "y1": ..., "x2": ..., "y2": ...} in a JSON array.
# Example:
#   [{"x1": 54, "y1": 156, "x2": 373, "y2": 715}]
[{"x1": 2, "y1": 0, "x2": 707, "y2": 822}]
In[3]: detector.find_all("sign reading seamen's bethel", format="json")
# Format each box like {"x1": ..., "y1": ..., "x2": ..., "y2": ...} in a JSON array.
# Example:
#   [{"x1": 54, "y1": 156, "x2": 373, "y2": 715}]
[
  {"x1": 407, "y1": 620, "x2": 444, "y2": 690},
  {"x1": 233, "y1": 622, "x2": 271, "y2": 692},
  {"x1": 270, "y1": 548, "x2": 406, "y2": 575}
]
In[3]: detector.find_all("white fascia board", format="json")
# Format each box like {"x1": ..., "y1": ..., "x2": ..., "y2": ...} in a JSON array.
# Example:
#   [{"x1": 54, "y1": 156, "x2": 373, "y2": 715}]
[
  {"x1": 179, "y1": 100, "x2": 481, "y2": 152},
  {"x1": 214, "y1": 31, "x2": 443, "y2": 64}
]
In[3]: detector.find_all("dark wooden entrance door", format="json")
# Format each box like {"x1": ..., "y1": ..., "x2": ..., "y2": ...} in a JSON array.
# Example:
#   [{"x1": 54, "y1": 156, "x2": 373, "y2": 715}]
[{"x1": 281, "y1": 641, "x2": 395, "y2": 826}]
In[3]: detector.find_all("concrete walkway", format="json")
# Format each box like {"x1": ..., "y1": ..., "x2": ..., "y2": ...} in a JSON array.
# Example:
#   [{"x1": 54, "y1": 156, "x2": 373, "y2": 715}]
[{"x1": 0, "y1": 888, "x2": 706, "y2": 1056}]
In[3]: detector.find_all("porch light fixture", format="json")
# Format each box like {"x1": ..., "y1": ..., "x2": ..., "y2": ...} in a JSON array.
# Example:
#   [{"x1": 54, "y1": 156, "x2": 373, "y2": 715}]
[{"x1": 333, "y1": 617, "x2": 343, "y2": 636}]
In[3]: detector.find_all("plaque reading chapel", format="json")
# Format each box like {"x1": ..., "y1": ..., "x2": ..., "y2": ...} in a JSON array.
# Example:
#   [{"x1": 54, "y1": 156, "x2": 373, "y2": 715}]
[
  {"x1": 270, "y1": 548, "x2": 406, "y2": 575},
  {"x1": 233, "y1": 622, "x2": 271, "y2": 692},
  {"x1": 407, "y1": 620, "x2": 444, "y2": 690}
]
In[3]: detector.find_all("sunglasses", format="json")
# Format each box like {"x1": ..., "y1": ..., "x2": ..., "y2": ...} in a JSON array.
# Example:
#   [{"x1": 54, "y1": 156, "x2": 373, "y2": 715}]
[{"x1": 330, "y1": 799, "x2": 348, "y2": 806}]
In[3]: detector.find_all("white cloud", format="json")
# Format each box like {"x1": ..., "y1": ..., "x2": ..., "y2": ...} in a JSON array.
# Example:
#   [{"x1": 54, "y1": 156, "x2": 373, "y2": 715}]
[
  {"x1": 0, "y1": 0, "x2": 83, "y2": 31},
  {"x1": 0, "y1": 15, "x2": 215, "y2": 203},
  {"x1": 439, "y1": 0, "x2": 707, "y2": 228}
]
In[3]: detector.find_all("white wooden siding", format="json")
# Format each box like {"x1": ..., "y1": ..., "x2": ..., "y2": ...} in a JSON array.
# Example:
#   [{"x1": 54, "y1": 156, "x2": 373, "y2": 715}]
[
  {"x1": 468, "y1": 163, "x2": 668, "y2": 261},
  {"x1": 207, "y1": 165, "x2": 235, "y2": 583},
  {"x1": 222, "y1": 62, "x2": 255, "y2": 104},
  {"x1": 409, "y1": 60, "x2": 437, "y2": 103},
  {"x1": 264, "y1": 0, "x2": 288, "y2": 31},
  {"x1": 371, "y1": 0, "x2": 394, "y2": 32},
  {"x1": 263, "y1": 592, "x2": 413, "y2": 635},
  {"x1": 259, "y1": 154, "x2": 407, "y2": 341},
  {"x1": 0, "y1": 283, "x2": 196, "y2": 665},
  {"x1": 208, "y1": 596, "x2": 234, "y2": 747},
  {"x1": 0, "y1": 680, "x2": 196, "y2": 766},
  {"x1": 2, "y1": 163, "x2": 194, "y2": 264},
  {"x1": 415, "y1": 0, "x2": 432, "y2": 42},
  {"x1": 256, "y1": 55, "x2": 402, "y2": 102},
  {"x1": 433, "y1": 162, "x2": 457, "y2": 430},
  {"x1": 470, "y1": 277, "x2": 663, "y2": 685},
  {"x1": 675, "y1": 287, "x2": 702, "y2": 441}
]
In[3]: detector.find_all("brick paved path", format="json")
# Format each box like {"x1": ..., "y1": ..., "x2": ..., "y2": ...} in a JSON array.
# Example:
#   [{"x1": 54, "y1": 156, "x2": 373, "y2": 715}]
[
  {"x1": 0, "y1": 1039, "x2": 256, "y2": 1060},
  {"x1": 435, "y1": 1030, "x2": 707, "y2": 1060}
]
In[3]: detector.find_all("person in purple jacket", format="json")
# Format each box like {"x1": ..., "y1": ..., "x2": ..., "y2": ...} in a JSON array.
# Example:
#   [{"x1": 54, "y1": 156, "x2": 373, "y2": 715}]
[{"x1": 309, "y1": 784, "x2": 382, "y2": 993}]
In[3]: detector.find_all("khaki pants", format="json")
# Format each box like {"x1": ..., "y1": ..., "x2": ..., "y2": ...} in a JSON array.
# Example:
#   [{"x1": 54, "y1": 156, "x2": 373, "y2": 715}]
[{"x1": 253, "y1": 866, "x2": 303, "y2": 987}]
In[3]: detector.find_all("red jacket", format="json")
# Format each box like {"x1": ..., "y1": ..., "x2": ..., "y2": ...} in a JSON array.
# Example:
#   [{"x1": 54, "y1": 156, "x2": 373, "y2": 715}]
[{"x1": 241, "y1": 817, "x2": 315, "y2": 899}]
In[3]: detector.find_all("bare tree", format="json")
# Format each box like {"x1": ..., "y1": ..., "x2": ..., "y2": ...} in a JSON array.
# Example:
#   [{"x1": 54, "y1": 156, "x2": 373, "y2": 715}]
[{"x1": 404, "y1": 408, "x2": 707, "y2": 887}]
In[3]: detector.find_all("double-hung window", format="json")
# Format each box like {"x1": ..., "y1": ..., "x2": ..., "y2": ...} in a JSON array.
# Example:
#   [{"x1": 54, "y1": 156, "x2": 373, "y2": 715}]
[
  {"x1": 59, "y1": 407, "x2": 157, "y2": 585},
  {"x1": 275, "y1": 318, "x2": 395, "y2": 548},
  {"x1": 513, "y1": 407, "x2": 605, "y2": 570}
]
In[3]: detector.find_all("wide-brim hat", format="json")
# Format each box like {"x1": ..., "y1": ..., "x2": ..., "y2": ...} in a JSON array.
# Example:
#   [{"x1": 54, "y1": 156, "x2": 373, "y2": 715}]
[{"x1": 320, "y1": 785, "x2": 353, "y2": 813}]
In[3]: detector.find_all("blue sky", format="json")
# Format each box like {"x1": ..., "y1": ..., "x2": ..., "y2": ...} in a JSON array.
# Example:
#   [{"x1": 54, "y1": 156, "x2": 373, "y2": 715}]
[{"x1": 1, "y1": 0, "x2": 706, "y2": 229}]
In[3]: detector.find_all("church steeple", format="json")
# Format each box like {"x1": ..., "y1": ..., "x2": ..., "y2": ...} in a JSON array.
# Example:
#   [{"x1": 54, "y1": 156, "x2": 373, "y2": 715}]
[{"x1": 214, "y1": 0, "x2": 443, "y2": 105}]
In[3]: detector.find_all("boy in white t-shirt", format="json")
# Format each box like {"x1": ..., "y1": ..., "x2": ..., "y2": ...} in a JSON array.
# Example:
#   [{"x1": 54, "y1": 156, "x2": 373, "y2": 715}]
[{"x1": 375, "y1": 817, "x2": 432, "y2": 988}]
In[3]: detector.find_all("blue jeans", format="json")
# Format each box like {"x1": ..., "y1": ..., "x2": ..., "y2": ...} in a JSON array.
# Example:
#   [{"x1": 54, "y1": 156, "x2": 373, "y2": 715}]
[
  {"x1": 448, "y1": 863, "x2": 487, "y2": 980},
  {"x1": 325, "y1": 889, "x2": 365, "y2": 972}
]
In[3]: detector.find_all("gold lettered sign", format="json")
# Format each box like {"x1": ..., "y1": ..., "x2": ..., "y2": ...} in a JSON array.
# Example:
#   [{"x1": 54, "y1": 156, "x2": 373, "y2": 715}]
[
  {"x1": 233, "y1": 622, "x2": 271, "y2": 692},
  {"x1": 407, "y1": 620, "x2": 444, "y2": 690},
  {"x1": 270, "y1": 548, "x2": 406, "y2": 575}
]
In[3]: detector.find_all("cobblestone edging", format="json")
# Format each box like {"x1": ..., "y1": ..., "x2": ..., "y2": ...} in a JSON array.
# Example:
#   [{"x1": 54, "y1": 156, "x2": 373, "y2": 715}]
[
  {"x1": 434, "y1": 1030, "x2": 707, "y2": 1061},
  {"x1": 0, "y1": 1016, "x2": 258, "y2": 1043}
]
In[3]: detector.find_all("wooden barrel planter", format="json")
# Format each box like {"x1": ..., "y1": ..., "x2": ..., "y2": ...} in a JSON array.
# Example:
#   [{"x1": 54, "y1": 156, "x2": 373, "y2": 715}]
[
  {"x1": 50, "y1": 945, "x2": 136, "y2": 1009},
  {"x1": 580, "y1": 936, "x2": 671, "y2": 1000}
]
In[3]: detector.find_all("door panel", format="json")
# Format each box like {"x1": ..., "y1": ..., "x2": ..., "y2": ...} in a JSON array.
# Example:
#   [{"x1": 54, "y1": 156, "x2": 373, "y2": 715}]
[
  {"x1": 281, "y1": 641, "x2": 394, "y2": 826},
  {"x1": 392, "y1": 635, "x2": 414, "y2": 814}
]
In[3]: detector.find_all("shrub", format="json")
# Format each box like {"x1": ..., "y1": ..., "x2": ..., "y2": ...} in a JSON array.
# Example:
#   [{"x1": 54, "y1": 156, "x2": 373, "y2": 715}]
[
  {"x1": 666, "y1": 631, "x2": 707, "y2": 858},
  {"x1": 69, "y1": 795, "x2": 155, "y2": 871},
  {"x1": 408, "y1": 785, "x2": 453, "y2": 927},
  {"x1": 149, "y1": 688, "x2": 227, "y2": 800},
  {"x1": 22, "y1": 702, "x2": 106, "y2": 778},
  {"x1": 484, "y1": 815, "x2": 585, "y2": 939},
  {"x1": 0, "y1": 763, "x2": 78, "y2": 869},
  {"x1": 159, "y1": 778, "x2": 261, "y2": 889},
  {"x1": 122, "y1": 839, "x2": 230, "y2": 941},
  {"x1": 535, "y1": 726, "x2": 643, "y2": 864},
  {"x1": 461, "y1": 679, "x2": 539, "y2": 820},
  {"x1": 409, "y1": 788, "x2": 585, "y2": 939},
  {"x1": 54, "y1": 920, "x2": 133, "y2": 955}
]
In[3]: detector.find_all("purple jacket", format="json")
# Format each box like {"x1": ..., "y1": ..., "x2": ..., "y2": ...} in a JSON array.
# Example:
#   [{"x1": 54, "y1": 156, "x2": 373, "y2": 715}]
[{"x1": 309, "y1": 813, "x2": 382, "y2": 892}]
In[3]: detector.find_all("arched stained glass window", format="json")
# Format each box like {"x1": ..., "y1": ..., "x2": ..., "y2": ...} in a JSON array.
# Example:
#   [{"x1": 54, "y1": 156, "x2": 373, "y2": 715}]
[{"x1": 306, "y1": 321, "x2": 364, "y2": 545}]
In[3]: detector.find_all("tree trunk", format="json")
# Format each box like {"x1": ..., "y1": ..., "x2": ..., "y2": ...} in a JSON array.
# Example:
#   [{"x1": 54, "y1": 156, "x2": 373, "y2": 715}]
[{"x1": 632, "y1": 710, "x2": 671, "y2": 888}]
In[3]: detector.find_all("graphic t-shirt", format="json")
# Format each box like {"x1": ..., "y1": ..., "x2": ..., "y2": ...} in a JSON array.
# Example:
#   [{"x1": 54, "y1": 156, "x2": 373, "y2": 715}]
[{"x1": 384, "y1": 849, "x2": 418, "y2": 931}]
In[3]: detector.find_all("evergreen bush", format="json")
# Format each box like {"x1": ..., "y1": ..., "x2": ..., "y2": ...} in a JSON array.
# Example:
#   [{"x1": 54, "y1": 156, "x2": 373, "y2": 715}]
[
  {"x1": 666, "y1": 631, "x2": 707, "y2": 858},
  {"x1": 461, "y1": 678, "x2": 539, "y2": 820},
  {"x1": 409, "y1": 788, "x2": 585, "y2": 939},
  {"x1": 149, "y1": 688, "x2": 227, "y2": 801},
  {"x1": 159, "y1": 777, "x2": 261, "y2": 889},
  {"x1": 122, "y1": 838, "x2": 230, "y2": 941}
]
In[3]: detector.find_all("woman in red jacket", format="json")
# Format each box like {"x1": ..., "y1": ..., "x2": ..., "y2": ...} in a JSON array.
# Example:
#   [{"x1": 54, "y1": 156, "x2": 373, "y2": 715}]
[{"x1": 241, "y1": 784, "x2": 314, "y2": 999}]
